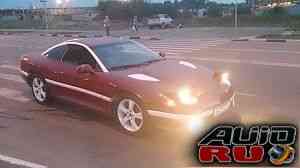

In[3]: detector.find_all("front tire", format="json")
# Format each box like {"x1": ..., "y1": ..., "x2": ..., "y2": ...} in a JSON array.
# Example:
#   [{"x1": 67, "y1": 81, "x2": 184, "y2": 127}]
[
  {"x1": 31, "y1": 76, "x2": 50, "y2": 104},
  {"x1": 114, "y1": 97, "x2": 147, "y2": 135}
]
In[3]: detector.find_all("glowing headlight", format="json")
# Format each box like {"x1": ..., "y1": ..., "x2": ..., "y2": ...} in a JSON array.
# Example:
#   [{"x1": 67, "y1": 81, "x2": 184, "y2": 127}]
[
  {"x1": 186, "y1": 116, "x2": 205, "y2": 132},
  {"x1": 221, "y1": 72, "x2": 231, "y2": 86},
  {"x1": 177, "y1": 87, "x2": 198, "y2": 105}
]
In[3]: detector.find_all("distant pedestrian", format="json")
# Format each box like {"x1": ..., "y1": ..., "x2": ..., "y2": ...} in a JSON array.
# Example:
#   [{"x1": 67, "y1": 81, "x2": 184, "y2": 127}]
[
  {"x1": 104, "y1": 16, "x2": 111, "y2": 36},
  {"x1": 132, "y1": 16, "x2": 138, "y2": 32}
]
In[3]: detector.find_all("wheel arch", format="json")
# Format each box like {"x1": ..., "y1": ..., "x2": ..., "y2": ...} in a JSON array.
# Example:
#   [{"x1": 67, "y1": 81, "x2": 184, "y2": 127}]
[{"x1": 112, "y1": 89, "x2": 144, "y2": 107}]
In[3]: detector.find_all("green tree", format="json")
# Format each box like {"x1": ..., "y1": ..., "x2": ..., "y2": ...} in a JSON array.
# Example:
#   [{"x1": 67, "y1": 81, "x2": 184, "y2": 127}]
[
  {"x1": 128, "y1": 0, "x2": 145, "y2": 17},
  {"x1": 180, "y1": 0, "x2": 206, "y2": 10},
  {"x1": 206, "y1": 2, "x2": 222, "y2": 17}
]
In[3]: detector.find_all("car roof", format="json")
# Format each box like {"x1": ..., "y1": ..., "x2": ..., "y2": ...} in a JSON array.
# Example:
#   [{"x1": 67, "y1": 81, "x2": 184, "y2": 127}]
[{"x1": 66, "y1": 37, "x2": 128, "y2": 48}]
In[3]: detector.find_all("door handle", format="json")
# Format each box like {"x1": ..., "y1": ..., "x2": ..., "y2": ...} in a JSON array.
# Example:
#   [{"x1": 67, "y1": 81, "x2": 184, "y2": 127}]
[
  {"x1": 54, "y1": 72, "x2": 64, "y2": 75},
  {"x1": 76, "y1": 74, "x2": 91, "y2": 81},
  {"x1": 81, "y1": 78, "x2": 90, "y2": 81}
]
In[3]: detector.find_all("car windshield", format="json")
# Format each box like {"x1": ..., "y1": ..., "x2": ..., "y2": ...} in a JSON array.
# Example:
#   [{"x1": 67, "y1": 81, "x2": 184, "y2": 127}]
[{"x1": 93, "y1": 41, "x2": 161, "y2": 70}]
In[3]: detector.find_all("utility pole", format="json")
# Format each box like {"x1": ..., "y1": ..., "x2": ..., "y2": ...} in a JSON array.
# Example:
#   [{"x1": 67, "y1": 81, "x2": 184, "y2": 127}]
[{"x1": 234, "y1": 1, "x2": 238, "y2": 29}]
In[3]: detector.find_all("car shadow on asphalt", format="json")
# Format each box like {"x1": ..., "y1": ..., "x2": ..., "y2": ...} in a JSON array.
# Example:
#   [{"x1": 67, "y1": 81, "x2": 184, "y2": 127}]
[
  {"x1": 37, "y1": 98, "x2": 192, "y2": 145},
  {"x1": 23, "y1": 98, "x2": 218, "y2": 167}
]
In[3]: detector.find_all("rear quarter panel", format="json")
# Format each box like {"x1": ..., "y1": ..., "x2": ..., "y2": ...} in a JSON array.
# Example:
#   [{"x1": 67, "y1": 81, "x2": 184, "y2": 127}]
[{"x1": 20, "y1": 53, "x2": 44, "y2": 78}]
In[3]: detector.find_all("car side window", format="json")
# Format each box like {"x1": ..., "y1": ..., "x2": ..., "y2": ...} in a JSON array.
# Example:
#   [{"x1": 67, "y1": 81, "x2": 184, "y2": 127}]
[
  {"x1": 47, "y1": 45, "x2": 67, "y2": 61},
  {"x1": 62, "y1": 44, "x2": 99, "y2": 70}
]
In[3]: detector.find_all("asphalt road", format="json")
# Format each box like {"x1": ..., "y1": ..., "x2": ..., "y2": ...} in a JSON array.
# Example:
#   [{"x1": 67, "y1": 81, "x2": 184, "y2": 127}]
[{"x1": 0, "y1": 33, "x2": 299, "y2": 168}]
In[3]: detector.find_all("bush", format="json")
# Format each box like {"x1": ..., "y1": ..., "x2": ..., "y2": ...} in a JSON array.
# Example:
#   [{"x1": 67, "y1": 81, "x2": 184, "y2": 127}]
[
  {"x1": 272, "y1": 6, "x2": 287, "y2": 15},
  {"x1": 237, "y1": 5, "x2": 251, "y2": 15},
  {"x1": 262, "y1": 6, "x2": 288, "y2": 18},
  {"x1": 207, "y1": 5, "x2": 222, "y2": 17},
  {"x1": 287, "y1": 16, "x2": 300, "y2": 31}
]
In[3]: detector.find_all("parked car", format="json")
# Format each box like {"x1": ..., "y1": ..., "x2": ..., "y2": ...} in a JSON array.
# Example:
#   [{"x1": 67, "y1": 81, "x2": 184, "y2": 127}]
[
  {"x1": 20, "y1": 37, "x2": 238, "y2": 135},
  {"x1": 147, "y1": 14, "x2": 173, "y2": 29}
]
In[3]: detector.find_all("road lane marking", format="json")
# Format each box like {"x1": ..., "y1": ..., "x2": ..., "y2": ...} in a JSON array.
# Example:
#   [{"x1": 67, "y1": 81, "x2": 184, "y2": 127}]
[
  {"x1": 0, "y1": 64, "x2": 19, "y2": 71},
  {"x1": 0, "y1": 88, "x2": 30, "y2": 103},
  {"x1": 146, "y1": 40, "x2": 227, "y2": 48},
  {"x1": 149, "y1": 43, "x2": 221, "y2": 47},
  {"x1": 236, "y1": 92, "x2": 257, "y2": 97},
  {"x1": 0, "y1": 153, "x2": 47, "y2": 168},
  {"x1": 166, "y1": 52, "x2": 177, "y2": 55},
  {"x1": 147, "y1": 40, "x2": 300, "y2": 55},
  {"x1": 211, "y1": 47, "x2": 300, "y2": 54},
  {"x1": 0, "y1": 73, "x2": 25, "y2": 83},
  {"x1": 161, "y1": 49, "x2": 193, "y2": 53},
  {"x1": 150, "y1": 46, "x2": 206, "y2": 51},
  {"x1": 169, "y1": 56, "x2": 300, "y2": 69},
  {"x1": 149, "y1": 39, "x2": 228, "y2": 43}
]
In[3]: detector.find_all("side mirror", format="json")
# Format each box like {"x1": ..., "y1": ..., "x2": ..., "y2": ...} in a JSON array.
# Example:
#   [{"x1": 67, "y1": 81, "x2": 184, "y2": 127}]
[
  {"x1": 159, "y1": 52, "x2": 166, "y2": 58},
  {"x1": 76, "y1": 64, "x2": 95, "y2": 75}
]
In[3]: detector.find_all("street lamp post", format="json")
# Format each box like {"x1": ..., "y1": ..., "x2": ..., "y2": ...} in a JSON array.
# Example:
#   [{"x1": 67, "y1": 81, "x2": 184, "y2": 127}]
[
  {"x1": 234, "y1": 1, "x2": 238, "y2": 29},
  {"x1": 40, "y1": 0, "x2": 48, "y2": 29},
  {"x1": 45, "y1": 7, "x2": 48, "y2": 29}
]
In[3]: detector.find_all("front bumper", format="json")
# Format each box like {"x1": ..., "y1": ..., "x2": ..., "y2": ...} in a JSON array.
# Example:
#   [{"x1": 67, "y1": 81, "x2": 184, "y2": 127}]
[{"x1": 147, "y1": 93, "x2": 235, "y2": 121}]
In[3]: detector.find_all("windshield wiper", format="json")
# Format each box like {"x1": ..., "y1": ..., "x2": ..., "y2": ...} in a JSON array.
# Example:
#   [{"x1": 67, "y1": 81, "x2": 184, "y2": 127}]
[
  {"x1": 141, "y1": 58, "x2": 166, "y2": 65},
  {"x1": 110, "y1": 63, "x2": 145, "y2": 70},
  {"x1": 110, "y1": 58, "x2": 166, "y2": 70}
]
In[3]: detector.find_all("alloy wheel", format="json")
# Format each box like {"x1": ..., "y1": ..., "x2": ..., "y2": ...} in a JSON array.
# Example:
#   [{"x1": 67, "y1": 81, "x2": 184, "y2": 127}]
[
  {"x1": 117, "y1": 98, "x2": 144, "y2": 133},
  {"x1": 32, "y1": 77, "x2": 47, "y2": 103}
]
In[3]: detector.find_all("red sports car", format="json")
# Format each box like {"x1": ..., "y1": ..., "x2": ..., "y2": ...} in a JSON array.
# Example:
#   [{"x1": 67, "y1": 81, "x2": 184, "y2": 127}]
[{"x1": 20, "y1": 37, "x2": 237, "y2": 134}]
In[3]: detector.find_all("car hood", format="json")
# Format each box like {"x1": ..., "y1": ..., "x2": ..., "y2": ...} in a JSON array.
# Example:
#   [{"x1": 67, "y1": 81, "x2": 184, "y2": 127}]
[{"x1": 111, "y1": 59, "x2": 220, "y2": 95}]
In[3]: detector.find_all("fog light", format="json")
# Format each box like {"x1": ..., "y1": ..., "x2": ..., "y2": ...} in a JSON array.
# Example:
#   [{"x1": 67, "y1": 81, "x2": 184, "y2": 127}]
[{"x1": 166, "y1": 99, "x2": 176, "y2": 107}]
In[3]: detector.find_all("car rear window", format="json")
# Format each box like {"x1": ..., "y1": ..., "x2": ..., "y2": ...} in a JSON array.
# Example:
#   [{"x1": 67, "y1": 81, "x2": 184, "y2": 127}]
[{"x1": 47, "y1": 45, "x2": 67, "y2": 61}]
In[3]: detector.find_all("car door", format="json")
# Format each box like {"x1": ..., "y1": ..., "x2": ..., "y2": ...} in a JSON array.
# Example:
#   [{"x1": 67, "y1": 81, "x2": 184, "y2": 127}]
[
  {"x1": 42, "y1": 45, "x2": 68, "y2": 96},
  {"x1": 60, "y1": 44, "x2": 114, "y2": 111}
]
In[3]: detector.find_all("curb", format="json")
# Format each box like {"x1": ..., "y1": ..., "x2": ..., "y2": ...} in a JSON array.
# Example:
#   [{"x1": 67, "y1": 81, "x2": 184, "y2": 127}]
[
  {"x1": 265, "y1": 39, "x2": 287, "y2": 42},
  {"x1": 129, "y1": 36, "x2": 141, "y2": 39},
  {"x1": 39, "y1": 33, "x2": 103, "y2": 38},
  {"x1": 232, "y1": 36, "x2": 300, "y2": 43},
  {"x1": 0, "y1": 31, "x2": 159, "y2": 41},
  {"x1": 38, "y1": 34, "x2": 159, "y2": 40},
  {"x1": 232, "y1": 39, "x2": 249, "y2": 42},
  {"x1": 232, "y1": 38, "x2": 290, "y2": 43},
  {"x1": 129, "y1": 36, "x2": 160, "y2": 40}
]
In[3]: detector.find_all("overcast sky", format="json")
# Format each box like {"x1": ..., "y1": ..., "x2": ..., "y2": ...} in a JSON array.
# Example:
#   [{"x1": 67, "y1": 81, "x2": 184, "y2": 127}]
[
  {"x1": 0, "y1": 0, "x2": 242, "y2": 9},
  {"x1": 0, "y1": 0, "x2": 98, "y2": 9}
]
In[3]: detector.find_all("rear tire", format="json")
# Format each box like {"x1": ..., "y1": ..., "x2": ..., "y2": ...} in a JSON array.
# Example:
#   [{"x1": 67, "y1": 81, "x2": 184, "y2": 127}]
[{"x1": 31, "y1": 76, "x2": 51, "y2": 104}]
